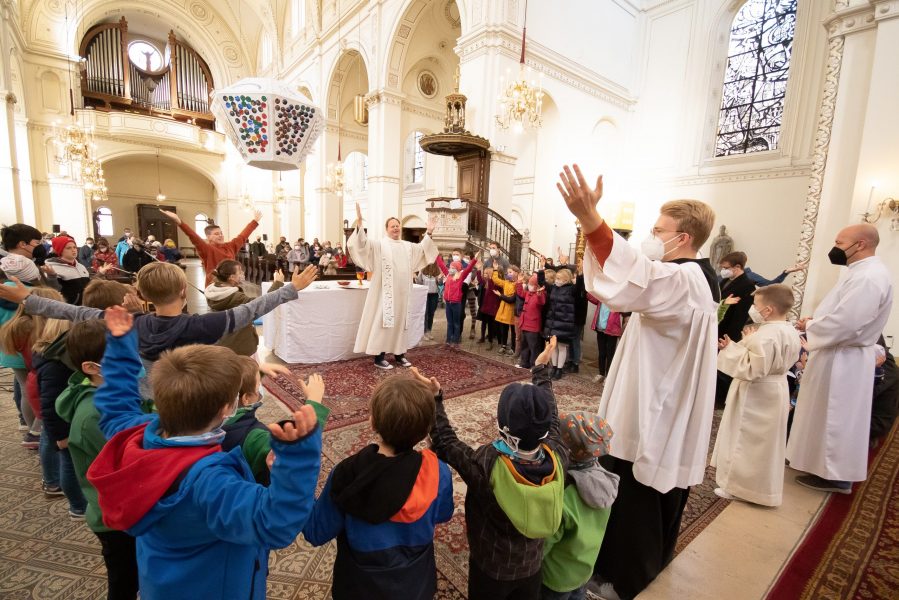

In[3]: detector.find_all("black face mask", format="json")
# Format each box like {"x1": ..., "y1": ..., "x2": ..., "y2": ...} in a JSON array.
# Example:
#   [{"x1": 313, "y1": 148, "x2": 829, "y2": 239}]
[
  {"x1": 828, "y1": 241, "x2": 858, "y2": 266},
  {"x1": 31, "y1": 243, "x2": 48, "y2": 265}
]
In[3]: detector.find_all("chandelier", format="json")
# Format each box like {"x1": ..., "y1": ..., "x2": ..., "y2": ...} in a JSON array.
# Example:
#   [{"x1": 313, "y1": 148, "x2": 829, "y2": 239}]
[
  {"x1": 326, "y1": 143, "x2": 346, "y2": 198},
  {"x1": 81, "y1": 157, "x2": 108, "y2": 203},
  {"x1": 54, "y1": 121, "x2": 93, "y2": 167},
  {"x1": 495, "y1": 0, "x2": 544, "y2": 132}
]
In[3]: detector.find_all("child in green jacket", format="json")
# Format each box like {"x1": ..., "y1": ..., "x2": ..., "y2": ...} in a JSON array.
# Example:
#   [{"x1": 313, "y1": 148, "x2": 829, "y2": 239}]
[
  {"x1": 541, "y1": 412, "x2": 619, "y2": 600},
  {"x1": 55, "y1": 319, "x2": 143, "y2": 599}
]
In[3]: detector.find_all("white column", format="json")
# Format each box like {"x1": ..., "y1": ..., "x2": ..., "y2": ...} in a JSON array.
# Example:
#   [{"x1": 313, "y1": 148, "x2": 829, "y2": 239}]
[
  {"x1": 365, "y1": 90, "x2": 403, "y2": 238},
  {"x1": 319, "y1": 124, "x2": 344, "y2": 245}
]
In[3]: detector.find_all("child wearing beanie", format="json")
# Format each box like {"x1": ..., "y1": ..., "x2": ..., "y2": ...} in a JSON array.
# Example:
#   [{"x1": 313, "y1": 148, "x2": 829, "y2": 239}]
[
  {"x1": 429, "y1": 336, "x2": 568, "y2": 600},
  {"x1": 541, "y1": 411, "x2": 619, "y2": 600},
  {"x1": 516, "y1": 273, "x2": 546, "y2": 369}
]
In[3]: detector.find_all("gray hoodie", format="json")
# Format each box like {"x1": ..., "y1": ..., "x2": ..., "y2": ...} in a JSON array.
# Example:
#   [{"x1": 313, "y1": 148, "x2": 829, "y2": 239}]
[{"x1": 567, "y1": 460, "x2": 620, "y2": 509}]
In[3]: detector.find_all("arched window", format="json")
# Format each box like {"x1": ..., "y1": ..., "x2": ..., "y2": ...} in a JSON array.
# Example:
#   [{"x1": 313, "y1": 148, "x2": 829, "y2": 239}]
[
  {"x1": 405, "y1": 131, "x2": 425, "y2": 185},
  {"x1": 195, "y1": 213, "x2": 210, "y2": 233},
  {"x1": 128, "y1": 40, "x2": 164, "y2": 71},
  {"x1": 96, "y1": 206, "x2": 113, "y2": 237},
  {"x1": 291, "y1": 0, "x2": 306, "y2": 36},
  {"x1": 714, "y1": 0, "x2": 798, "y2": 157}
]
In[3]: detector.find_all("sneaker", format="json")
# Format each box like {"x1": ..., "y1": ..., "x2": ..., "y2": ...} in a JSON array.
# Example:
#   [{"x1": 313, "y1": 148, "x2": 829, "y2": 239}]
[
  {"x1": 714, "y1": 487, "x2": 735, "y2": 500},
  {"x1": 42, "y1": 482, "x2": 64, "y2": 497},
  {"x1": 17, "y1": 423, "x2": 29, "y2": 432},
  {"x1": 68, "y1": 509, "x2": 86, "y2": 520},
  {"x1": 374, "y1": 359, "x2": 394, "y2": 370},
  {"x1": 586, "y1": 579, "x2": 622, "y2": 600},
  {"x1": 551, "y1": 367, "x2": 564, "y2": 381},
  {"x1": 514, "y1": 363, "x2": 526, "y2": 369},
  {"x1": 397, "y1": 357, "x2": 413, "y2": 368},
  {"x1": 795, "y1": 474, "x2": 852, "y2": 494},
  {"x1": 21, "y1": 433, "x2": 40, "y2": 449}
]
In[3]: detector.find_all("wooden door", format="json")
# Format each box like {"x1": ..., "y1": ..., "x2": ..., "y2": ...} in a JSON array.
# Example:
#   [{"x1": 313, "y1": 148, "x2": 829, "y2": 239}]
[{"x1": 138, "y1": 204, "x2": 179, "y2": 245}]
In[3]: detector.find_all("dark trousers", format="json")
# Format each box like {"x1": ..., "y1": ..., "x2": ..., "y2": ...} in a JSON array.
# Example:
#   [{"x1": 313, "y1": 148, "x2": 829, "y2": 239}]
[
  {"x1": 715, "y1": 371, "x2": 733, "y2": 406},
  {"x1": 95, "y1": 530, "x2": 139, "y2": 600},
  {"x1": 425, "y1": 293, "x2": 439, "y2": 333},
  {"x1": 495, "y1": 322, "x2": 510, "y2": 347},
  {"x1": 510, "y1": 321, "x2": 517, "y2": 351},
  {"x1": 461, "y1": 284, "x2": 469, "y2": 331},
  {"x1": 595, "y1": 456, "x2": 689, "y2": 600},
  {"x1": 520, "y1": 331, "x2": 544, "y2": 368},
  {"x1": 446, "y1": 302, "x2": 463, "y2": 343},
  {"x1": 468, "y1": 559, "x2": 542, "y2": 600},
  {"x1": 479, "y1": 315, "x2": 496, "y2": 341},
  {"x1": 596, "y1": 331, "x2": 620, "y2": 377}
]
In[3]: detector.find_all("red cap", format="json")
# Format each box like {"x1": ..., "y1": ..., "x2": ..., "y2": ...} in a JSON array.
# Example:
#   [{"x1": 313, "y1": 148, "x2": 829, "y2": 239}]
[
  {"x1": 51, "y1": 235, "x2": 75, "y2": 258},
  {"x1": 528, "y1": 273, "x2": 538, "y2": 287}
]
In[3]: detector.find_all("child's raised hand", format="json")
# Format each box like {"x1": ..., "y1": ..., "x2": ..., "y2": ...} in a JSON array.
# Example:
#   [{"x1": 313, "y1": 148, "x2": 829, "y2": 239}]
[
  {"x1": 0, "y1": 276, "x2": 32, "y2": 304},
  {"x1": 105, "y1": 305, "x2": 134, "y2": 337},
  {"x1": 273, "y1": 269, "x2": 285, "y2": 283},
  {"x1": 258, "y1": 362, "x2": 291, "y2": 379},
  {"x1": 298, "y1": 373, "x2": 325, "y2": 402},
  {"x1": 290, "y1": 264, "x2": 319, "y2": 291},
  {"x1": 268, "y1": 404, "x2": 317, "y2": 442},
  {"x1": 409, "y1": 367, "x2": 441, "y2": 396},
  {"x1": 122, "y1": 292, "x2": 144, "y2": 313},
  {"x1": 535, "y1": 336, "x2": 557, "y2": 367},
  {"x1": 718, "y1": 335, "x2": 731, "y2": 350}
]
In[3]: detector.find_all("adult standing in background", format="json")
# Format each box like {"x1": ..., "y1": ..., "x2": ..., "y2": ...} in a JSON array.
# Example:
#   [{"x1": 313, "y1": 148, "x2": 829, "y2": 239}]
[
  {"x1": 77, "y1": 238, "x2": 95, "y2": 271},
  {"x1": 158, "y1": 209, "x2": 261, "y2": 286},
  {"x1": 788, "y1": 224, "x2": 893, "y2": 494},
  {"x1": 347, "y1": 203, "x2": 438, "y2": 370}
]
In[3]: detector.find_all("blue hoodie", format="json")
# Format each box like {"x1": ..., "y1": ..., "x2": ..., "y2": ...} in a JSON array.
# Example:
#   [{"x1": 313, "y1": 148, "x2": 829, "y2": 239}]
[{"x1": 89, "y1": 329, "x2": 322, "y2": 600}]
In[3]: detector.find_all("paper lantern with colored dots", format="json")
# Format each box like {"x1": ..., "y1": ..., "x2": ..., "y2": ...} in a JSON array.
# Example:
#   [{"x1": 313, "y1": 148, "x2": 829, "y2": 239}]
[{"x1": 211, "y1": 78, "x2": 324, "y2": 171}]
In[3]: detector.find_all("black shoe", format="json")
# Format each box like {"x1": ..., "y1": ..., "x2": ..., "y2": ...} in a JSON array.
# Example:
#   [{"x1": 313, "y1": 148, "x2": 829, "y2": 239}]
[{"x1": 551, "y1": 367, "x2": 564, "y2": 381}]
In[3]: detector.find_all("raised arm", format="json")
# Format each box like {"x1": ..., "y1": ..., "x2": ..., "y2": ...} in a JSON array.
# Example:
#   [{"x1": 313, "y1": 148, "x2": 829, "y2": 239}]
[
  {"x1": 22, "y1": 290, "x2": 103, "y2": 322},
  {"x1": 95, "y1": 310, "x2": 153, "y2": 438},
  {"x1": 228, "y1": 211, "x2": 262, "y2": 250},
  {"x1": 435, "y1": 254, "x2": 449, "y2": 276}
]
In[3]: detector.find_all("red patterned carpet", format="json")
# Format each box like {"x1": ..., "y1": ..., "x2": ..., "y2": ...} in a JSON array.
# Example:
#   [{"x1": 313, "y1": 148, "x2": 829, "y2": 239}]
[
  {"x1": 766, "y1": 421, "x2": 899, "y2": 600},
  {"x1": 265, "y1": 347, "x2": 728, "y2": 597}
]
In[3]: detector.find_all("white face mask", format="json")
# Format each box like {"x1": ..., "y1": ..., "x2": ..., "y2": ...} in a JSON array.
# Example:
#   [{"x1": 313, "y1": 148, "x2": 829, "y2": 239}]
[
  {"x1": 640, "y1": 233, "x2": 683, "y2": 261},
  {"x1": 489, "y1": 249, "x2": 498, "y2": 257},
  {"x1": 257, "y1": 385, "x2": 266, "y2": 401},
  {"x1": 748, "y1": 305, "x2": 766, "y2": 323},
  {"x1": 719, "y1": 268, "x2": 734, "y2": 280},
  {"x1": 452, "y1": 254, "x2": 461, "y2": 262},
  {"x1": 448, "y1": 268, "x2": 458, "y2": 276},
  {"x1": 555, "y1": 280, "x2": 565, "y2": 287},
  {"x1": 528, "y1": 284, "x2": 536, "y2": 292}
]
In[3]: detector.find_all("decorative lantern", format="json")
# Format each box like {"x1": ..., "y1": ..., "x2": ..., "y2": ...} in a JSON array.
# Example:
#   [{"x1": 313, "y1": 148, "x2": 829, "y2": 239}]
[{"x1": 211, "y1": 78, "x2": 324, "y2": 171}]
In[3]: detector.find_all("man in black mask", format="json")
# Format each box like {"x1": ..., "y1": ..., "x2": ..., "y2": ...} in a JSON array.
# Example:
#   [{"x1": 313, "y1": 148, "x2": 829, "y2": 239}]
[{"x1": 0, "y1": 223, "x2": 46, "y2": 275}]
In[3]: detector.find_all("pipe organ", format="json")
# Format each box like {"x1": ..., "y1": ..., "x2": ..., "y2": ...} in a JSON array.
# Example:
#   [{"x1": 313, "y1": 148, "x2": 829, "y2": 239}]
[{"x1": 79, "y1": 17, "x2": 215, "y2": 128}]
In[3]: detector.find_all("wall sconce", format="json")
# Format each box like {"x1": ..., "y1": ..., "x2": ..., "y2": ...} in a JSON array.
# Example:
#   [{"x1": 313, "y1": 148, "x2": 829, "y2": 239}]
[{"x1": 862, "y1": 193, "x2": 899, "y2": 231}]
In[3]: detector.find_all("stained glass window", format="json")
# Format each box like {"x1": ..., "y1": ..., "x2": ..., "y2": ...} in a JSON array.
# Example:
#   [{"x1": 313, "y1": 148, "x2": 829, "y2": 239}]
[
  {"x1": 412, "y1": 131, "x2": 425, "y2": 183},
  {"x1": 715, "y1": 0, "x2": 797, "y2": 157}
]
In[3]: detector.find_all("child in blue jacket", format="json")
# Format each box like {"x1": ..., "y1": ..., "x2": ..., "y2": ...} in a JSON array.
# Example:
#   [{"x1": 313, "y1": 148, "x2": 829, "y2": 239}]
[
  {"x1": 86, "y1": 306, "x2": 324, "y2": 600},
  {"x1": 303, "y1": 373, "x2": 454, "y2": 600}
]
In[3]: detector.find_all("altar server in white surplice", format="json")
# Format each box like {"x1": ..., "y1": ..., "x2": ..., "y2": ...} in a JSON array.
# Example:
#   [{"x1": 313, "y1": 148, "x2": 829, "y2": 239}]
[
  {"x1": 347, "y1": 203, "x2": 438, "y2": 370},
  {"x1": 556, "y1": 165, "x2": 719, "y2": 600},
  {"x1": 788, "y1": 224, "x2": 893, "y2": 494},
  {"x1": 712, "y1": 284, "x2": 802, "y2": 507}
]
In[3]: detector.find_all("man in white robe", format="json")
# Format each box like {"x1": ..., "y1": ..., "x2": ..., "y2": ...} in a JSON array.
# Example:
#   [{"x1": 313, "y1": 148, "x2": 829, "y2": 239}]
[
  {"x1": 713, "y1": 284, "x2": 802, "y2": 507},
  {"x1": 787, "y1": 224, "x2": 893, "y2": 493},
  {"x1": 556, "y1": 165, "x2": 719, "y2": 600},
  {"x1": 347, "y1": 203, "x2": 438, "y2": 369}
]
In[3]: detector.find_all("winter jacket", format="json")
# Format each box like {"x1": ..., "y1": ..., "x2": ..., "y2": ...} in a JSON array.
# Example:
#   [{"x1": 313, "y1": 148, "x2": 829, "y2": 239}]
[
  {"x1": 122, "y1": 248, "x2": 155, "y2": 274},
  {"x1": 541, "y1": 461, "x2": 619, "y2": 593},
  {"x1": 162, "y1": 247, "x2": 182, "y2": 262},
  {"x1": 414, "y1": 273, "x2": 439, "y2": 294},
  {"x1": 544, "y1": 283, "x2": 577, "y2": 343},
  {"x1": 92, "y1": 248, "x2": 119, "y2": 278},
  {"x1": 77, "y1": 245, "x2": 94, "y2": 271},
  {"x1": 514, "y1": 283, "x2": 526, "y2": 316},
  {"x1": 86, "y1": 328, "x2": 322, "y2": 600},
  {"x1": 303, "y1": 445, "x2": 454, "y2": 600},
  {"x1": 286, "y1": 247, "x2": 309, "y2": 269},
  {"x1": 0, "y1": 282, "x2": 28, "y2": 369},
  {"x1": 436, "y1": 256, "x2": 476, "y2": 303},
  {"x1": 22, "y1": 282, "x2": 298, "y2": 363},
  {"x1": 587, "y1": 294, "x2": 624, "y2": 337},
  {"x1": 33, "y1": 333, "x2": 75, "y2": 443},
  {"x1": 476, "y1": 271, "x2": 500, "y2": 318},
  {"x1": 491, "y1": 271, "x2": 517, "y2": 326},
  {"x1": 573, "y1": 274, "x2": 588, "y2": 326},
  {"x1": 204, "y1": 280, "x2": 284, "y2": 356},
  {"x1": 519, "y1": 289, "x2": 546, "y2": 333},
  {"x1": 178, "y1": 219, "x2": 259, "y2": 286},
  {"x1": 430, "y1": 364, "x2": 569, "y2": 581},
  {"x1": 222, "y1": 404, "x2": 274, "y2": 485},
  {"x1": 45, "y1": 257, "x2": 90, "y2": 304},
  {"x1": 114, "y1": 239, "x2": 131, "y2": 265}
]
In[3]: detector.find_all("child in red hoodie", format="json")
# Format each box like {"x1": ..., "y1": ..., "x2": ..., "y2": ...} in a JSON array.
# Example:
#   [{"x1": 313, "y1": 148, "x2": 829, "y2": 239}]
[
  {"x1": 436, "y1": 252, "x2": 479, "y2": 346},
  {"x1": 516, "y1": 274, "x2": 546, "y2": 369}
]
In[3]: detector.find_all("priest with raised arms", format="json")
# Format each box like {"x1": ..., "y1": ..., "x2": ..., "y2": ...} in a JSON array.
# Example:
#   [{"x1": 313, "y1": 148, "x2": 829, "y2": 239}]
[
  {"x1": 787, "y1": 223, "x2": 893, "y2": 494},
  {"x1": 347, "y1": 203, "x2": 438, "y2": 370},
  {"x1": 556, "y1": 165, "x2": 720, "y2": 600}
]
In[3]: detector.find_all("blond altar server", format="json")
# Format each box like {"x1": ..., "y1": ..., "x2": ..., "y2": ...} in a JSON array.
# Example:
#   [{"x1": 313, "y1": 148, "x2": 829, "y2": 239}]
[
  {"x1": 347, "y1": 203, "x2": 438, "y2": 370},
  {"x1": 557, "y1": 165, "x2": 719, "y2": 600},
  {"x1": 712, "y1": 284, "x2": 802, "y2": 507},
  {"x1": 787, "y1": 224, "x2": 893, "y2": 494}
]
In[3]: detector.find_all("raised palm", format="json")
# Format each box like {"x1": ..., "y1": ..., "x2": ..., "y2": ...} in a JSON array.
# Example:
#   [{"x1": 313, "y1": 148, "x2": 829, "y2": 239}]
[{"x1": 556, "y1": 164, "x2": 603, "y2": 232}]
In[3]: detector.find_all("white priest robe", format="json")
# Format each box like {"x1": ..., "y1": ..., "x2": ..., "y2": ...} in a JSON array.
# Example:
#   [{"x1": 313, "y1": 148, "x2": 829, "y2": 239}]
[
  {"x1": 786, "y1": 256, "x2": 893, "y2": 482},
  {"x1": 712, "y1": 321, "x2": 802, "y2": 506},
  {"x1": 347, "y1": 226, "x2": 438, "y2": 356},
  {"x1": 584, "y1": 226, "x2": 719, "y2": 493}
]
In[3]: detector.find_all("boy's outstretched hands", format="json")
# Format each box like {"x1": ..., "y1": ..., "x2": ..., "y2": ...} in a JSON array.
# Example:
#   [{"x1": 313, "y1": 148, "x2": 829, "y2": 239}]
[
  {"x1": 556, "y1": 164, "x2": 604, "y2": 234},
  {"x1": 535, "y1": 335, "x2": 558, "y2": 367},
  {"x1": 268, "y1": 405, "x2": 317, "y2": 442},
  {"x1": 258, "y1": 362, "x2": 291, "y2": 379},
  {"x1": 105, "y1": 305, "x2": 134, "y2": 337},
  {"x1": 290, "y1": 264, "x2": 319, "y2": 291},
  {"x1": 298, "y1": 373, "x2": 325, "y2": 402},
  {"x1": 0, "y1": 276, "x2": 32, "y2": 304},
  {"x1": 409, "y1": 367, "x2": 441, "y2": 396},
  {"x1": 158, "y1": 209, "x2": 182, "y2": 225}
]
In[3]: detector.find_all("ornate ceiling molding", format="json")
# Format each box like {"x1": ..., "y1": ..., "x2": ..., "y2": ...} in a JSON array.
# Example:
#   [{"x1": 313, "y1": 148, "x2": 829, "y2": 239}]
[{"x1": 824, "y1": 3, "x2": 877, "y2": 38}]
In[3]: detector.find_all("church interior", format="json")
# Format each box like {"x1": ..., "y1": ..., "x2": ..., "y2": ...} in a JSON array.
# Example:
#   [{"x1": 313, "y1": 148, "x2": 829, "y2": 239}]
[{"x1": 0, "y1": 0, "x2": 897, "y2": 598}]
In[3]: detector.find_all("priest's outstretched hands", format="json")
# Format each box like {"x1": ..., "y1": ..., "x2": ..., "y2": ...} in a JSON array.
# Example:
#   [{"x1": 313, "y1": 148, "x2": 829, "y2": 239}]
[
  {"x1": 556, "y1": 164, "x2": 604, "y2": 234},
  {"x1": 354, "y1": 202, "x2": 364, "y2": 228},
  {"x1": 426, "y1": 214, "x2": 436, "y2": 236}
]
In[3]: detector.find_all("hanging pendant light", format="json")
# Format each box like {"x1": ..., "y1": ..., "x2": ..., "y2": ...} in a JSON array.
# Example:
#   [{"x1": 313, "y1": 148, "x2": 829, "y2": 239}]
[
  {"x1": 495, "y1": 0, "x2": 544, "y2": 132},
  {"x1": 155, "y1": 148, "x2": 166, "y2": 202}
]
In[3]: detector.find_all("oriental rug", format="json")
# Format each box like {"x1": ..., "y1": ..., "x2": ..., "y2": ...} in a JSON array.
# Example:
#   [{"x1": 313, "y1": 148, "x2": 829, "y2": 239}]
[{"x1": 766, "y1": 421, "x2": 899, "y2": 600}]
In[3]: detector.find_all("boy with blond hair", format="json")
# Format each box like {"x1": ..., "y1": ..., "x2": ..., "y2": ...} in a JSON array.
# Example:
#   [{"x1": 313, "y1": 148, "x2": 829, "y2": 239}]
[
  {"x1": 712, "y1": 284, "x2": 802, "y2": 506},
  {"x1": 303, "y1": 374, "x2": 454, "y2": 600},
  {"x1": 87, "y1": 306, "x2": 324, "y2": 600}
]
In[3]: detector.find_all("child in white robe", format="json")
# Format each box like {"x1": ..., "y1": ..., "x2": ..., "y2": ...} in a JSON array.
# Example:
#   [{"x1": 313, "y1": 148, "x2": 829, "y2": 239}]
[{"x1": 712, "y1": 284, "x2": 802, "y2": 506}]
